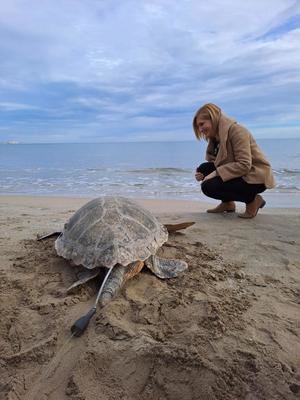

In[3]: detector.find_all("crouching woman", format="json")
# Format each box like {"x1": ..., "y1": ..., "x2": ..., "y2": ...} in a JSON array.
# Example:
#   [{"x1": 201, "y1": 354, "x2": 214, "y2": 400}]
[{"x1": 193, "y1": 103, "x2": 275, "y2": 218}]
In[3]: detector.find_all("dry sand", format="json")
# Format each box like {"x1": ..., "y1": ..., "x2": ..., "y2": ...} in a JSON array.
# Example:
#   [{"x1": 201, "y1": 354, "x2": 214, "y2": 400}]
[{"x1": 0, "y1": 195, "x2": 299, "y2": 400}]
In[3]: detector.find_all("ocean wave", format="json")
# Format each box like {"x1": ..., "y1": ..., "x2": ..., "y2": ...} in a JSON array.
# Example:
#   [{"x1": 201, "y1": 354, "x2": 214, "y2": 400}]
[
  {"x1": 86, "y1": 167, "x2": 111, "y2": 172},
  {"x1": 274, "y1": 168, "x2": 300, "y2": 175},
  {"x1": 272, "y1": 188, "x2": 300, "y2": 194},
  {"x1": 275, "y1": 184, "x2": 300, "y2": 190},
  {"x1": 127, "y1": 167, "x2": 191, "y2": 175}
]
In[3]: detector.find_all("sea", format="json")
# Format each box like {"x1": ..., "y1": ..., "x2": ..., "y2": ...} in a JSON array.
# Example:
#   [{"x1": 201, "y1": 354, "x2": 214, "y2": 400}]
[{"x1": 0, "y1": 139, "x2": 300, "y2": 207}]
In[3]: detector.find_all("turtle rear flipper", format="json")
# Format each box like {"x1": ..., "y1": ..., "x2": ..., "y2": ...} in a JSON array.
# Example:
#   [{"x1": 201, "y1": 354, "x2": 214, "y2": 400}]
[
  {"x1": 37, "y1": 231, "x2": 62, "y2": 241},
  {"x1": 145, "y1": 255, "x2": 188, "y2": 279},
  {"x1": 100, "y1": 261, "x2": 144, "y2": 306},
  {"x1": 67, "y1": 268, "x2": 101, "y2": 293}
]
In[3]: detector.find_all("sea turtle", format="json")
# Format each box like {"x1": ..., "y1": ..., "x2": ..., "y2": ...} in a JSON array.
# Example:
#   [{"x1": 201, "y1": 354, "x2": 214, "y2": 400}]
[{"x1": 39, "y1": 196, "x2": 194, "y2": 335}]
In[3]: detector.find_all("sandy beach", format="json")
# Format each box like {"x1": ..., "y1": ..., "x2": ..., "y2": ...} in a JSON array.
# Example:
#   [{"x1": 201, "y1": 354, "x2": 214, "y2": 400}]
[{"x1": 0, "y1": 195, "x2": 299, "y2": 400}]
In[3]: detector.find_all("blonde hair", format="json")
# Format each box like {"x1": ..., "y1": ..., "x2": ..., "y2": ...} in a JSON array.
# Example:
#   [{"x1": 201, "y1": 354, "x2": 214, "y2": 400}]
[{"x1": 193, "y1": 103, "x2": 221, "y2": 140}]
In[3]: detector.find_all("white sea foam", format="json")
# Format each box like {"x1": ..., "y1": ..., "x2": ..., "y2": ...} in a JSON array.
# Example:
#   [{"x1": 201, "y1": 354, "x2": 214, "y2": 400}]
[{"x1": 0, "y1": 140, "x2": 299, "y2": 206}]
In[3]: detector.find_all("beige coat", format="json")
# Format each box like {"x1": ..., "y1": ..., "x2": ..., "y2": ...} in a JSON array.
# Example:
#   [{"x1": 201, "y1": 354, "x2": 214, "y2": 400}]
[{"x1": 206, "y1": 114, "x2": 275, "y2": 189}]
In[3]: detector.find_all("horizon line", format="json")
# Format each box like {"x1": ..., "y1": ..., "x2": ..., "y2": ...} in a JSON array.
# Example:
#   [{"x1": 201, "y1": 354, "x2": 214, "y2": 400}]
[{"x1": 1, "y1": 137, "x2": 300, "y2": 145}]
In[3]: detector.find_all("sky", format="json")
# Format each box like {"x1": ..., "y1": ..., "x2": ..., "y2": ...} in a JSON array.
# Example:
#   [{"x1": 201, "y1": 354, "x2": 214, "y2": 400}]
[{"x1": 0, "y1": 0, "x2": 300, "y2": 143}]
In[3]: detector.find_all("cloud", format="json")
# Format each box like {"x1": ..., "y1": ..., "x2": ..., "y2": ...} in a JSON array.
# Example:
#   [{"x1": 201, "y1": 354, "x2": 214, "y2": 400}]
[
  {"x1": 0, "y1": 0, "x2": 299, "y2": 142},
  {"x1": 0, "y1": 102, "x2": 39, "y2": 111}
]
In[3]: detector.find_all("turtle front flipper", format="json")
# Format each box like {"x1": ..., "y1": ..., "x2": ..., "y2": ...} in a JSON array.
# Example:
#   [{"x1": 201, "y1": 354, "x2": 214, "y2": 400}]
[
  {"x1": 145, "y1": 255, "x2": 188, "y2": 279},
  {"x1": 164, "y1": 222, "x2": 195, "y2": 233},
  {"x1": 100, "y1": 261, "x2": 144, "y2": 306}
]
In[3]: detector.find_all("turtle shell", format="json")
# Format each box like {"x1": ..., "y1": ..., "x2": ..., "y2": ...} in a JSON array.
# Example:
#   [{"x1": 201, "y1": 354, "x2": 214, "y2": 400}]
[{"x1": 55, "y1": 196, "x2": 168, "y2": 269}]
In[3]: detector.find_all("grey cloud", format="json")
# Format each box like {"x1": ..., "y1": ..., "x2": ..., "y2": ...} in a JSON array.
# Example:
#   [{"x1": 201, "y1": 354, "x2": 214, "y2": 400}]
[{"x1": 0, "y1": 0, "x2": 299, "y2": 141}]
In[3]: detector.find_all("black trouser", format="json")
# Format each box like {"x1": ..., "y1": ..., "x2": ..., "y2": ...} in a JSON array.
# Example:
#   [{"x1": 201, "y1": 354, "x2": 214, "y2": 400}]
[{"x1": 197, "y1": 162, "x2": 266, "y2": 204}]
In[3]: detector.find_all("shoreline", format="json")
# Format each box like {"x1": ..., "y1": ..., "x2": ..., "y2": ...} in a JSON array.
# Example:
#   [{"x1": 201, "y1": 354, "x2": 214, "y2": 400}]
[{"x1": 0, "y1": 193, "x2": 299, "y2": 213}]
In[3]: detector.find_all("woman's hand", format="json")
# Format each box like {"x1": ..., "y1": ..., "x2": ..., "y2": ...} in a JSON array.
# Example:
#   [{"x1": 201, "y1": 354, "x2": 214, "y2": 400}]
[
  {"x1": 195, "y1": 172, "x2": 204, "y2": 182},
  {"x1": 202, "y1": 171, "x2": 217, "y2": 182}
]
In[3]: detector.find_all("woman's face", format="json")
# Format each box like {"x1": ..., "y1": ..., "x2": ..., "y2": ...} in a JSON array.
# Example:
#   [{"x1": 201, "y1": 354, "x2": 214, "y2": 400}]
[{"x1": 196, "y1": 115, "x2": 214, "y2": 140}]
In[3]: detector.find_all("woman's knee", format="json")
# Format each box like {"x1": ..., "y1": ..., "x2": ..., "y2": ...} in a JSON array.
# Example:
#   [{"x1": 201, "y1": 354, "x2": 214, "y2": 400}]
[
  {"x1": 201, "y1": 176, "x2": 223, "y2": 198},
  {"x1": 201, "y1": 180, "x2": 216, "y2": 197}
]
